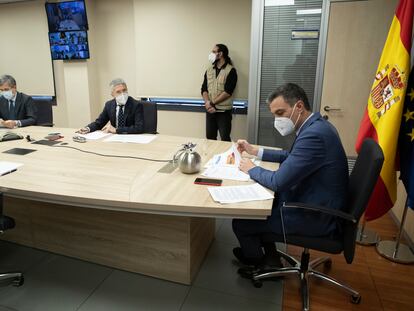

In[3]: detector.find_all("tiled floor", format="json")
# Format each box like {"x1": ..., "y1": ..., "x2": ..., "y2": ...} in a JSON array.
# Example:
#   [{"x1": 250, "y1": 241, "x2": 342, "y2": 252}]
[{"x1": 0, "y1": 219, "x2": 283, "y2": 311}]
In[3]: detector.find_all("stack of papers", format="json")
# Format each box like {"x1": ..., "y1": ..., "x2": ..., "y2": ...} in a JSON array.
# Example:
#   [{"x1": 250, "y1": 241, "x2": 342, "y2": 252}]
[
  {"x1": 104, "y1": 134, "x2": 157, "y2": 144},
  {"x1": 208, "y1": 183, "x2": 273, "y2": 204},
  {"x1": 0, "y1": 161, "x2": 23, "y2": 176},
  {"x1": 202, "y1": 166, "x2": 250, "y2": 181},
  {"x1": 202, "y1": 145, "x2": 250, "y2": 181}
]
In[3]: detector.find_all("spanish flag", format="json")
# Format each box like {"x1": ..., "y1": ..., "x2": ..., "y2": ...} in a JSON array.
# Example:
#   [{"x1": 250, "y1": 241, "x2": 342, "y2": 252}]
[{"x1": 355, "y1": 0, "x2": 414, "y2": 221}]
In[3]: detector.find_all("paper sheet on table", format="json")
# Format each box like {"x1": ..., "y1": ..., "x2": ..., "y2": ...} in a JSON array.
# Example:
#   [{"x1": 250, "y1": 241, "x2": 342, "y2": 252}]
[
  {"x1": 208, "y1": 183, "x2": 273, "y2": 204},
  {"x1": 204, "y1": 144, "x2": 241, "y2": 168},
  {"x1": 0, "y1": 161, "x2": 23, "y2": 176},
  {"x1": 202, "y1": 166, "x2": 250, "y2": 181},
  {"x1": 104, "y1": 134, "x2": 157, "y2": 144},
  {"x1": 78, "y1": 131, "x2": 111, "y2": 140}
]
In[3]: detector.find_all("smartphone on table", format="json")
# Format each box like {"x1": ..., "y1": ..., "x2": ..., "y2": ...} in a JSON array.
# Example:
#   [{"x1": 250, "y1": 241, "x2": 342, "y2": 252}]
[{"x1": 194, "y1": 178, "x2": 222, "y2": 186}]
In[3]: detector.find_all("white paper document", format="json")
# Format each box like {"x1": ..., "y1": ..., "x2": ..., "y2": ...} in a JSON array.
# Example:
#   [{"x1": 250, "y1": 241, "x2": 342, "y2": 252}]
[
  {"x1": 204, "y1": 144, "x2": 242, "y2": 168},
  {"x1": 208, "y1": 183, "x2": 273, "y2": 204},
  {"x1": 202, "y1": 144, "x2": 251, "y2": 181},
  {"x1": 78, "y1": 131, "x2": 111, "y2": 140},
  {"x1": 202, "y1": 166, "x2": 250, "y2": 181},
  {"x1": 0, "y1": 161, "x2": 23, "y2": 176},
  {"x1": 104, "y1": 134, "x2": 157, "y2": 144}
]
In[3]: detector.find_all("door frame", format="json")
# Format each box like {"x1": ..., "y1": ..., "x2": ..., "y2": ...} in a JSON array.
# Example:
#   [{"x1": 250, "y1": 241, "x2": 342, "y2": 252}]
[{"x1": 247, "y1": 0, "x2": 367, "y2": 143}]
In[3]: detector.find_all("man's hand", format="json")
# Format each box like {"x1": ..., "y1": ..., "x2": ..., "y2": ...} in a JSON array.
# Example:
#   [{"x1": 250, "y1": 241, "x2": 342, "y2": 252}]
[
  {"x1": 239, "y1": 158, "x2": 256, "y2": 173},
  {"x1": 3, "y1": 120, "x2": 17, "y2": 129},
  {"x1": 205, "y1": 100, "x2": 216, "y2": 114},
  {"x1": 237, "y1": 139, "x2": 258, "y2": 156},
  {"x1": 76, "y1": 127, "x2": 90, "y2": 134},
  {"x1": 102, "y1": 123, "x2": 116, "y2": 134}
]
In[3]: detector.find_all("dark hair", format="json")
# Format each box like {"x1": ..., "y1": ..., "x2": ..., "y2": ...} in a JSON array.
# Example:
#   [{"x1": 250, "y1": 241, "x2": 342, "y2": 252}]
[
  {"x1": 216, "y1": 44, "x2": 233, "y2": 66},
  {"x1": 266, "y1": 83, "x2": 311, "y2": 110}
]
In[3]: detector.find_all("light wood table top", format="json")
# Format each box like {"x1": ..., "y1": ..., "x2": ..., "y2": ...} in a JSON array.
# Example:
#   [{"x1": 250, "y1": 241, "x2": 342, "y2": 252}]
[{"x1": 0, "y1": 127, "x2": 277, "y2": 218}]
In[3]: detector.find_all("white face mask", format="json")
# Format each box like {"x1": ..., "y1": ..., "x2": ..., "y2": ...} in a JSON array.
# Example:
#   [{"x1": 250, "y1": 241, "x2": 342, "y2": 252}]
[
  {"x1": 208, "y1": 52, "x2": 217, "y2": 64},
  {"x1": 115, "y1": 92, "x2": 128, "y2": 105},
  {"x1": 1, "y1": 90, "x2": 14, "y2": 100},
  {"x1": 273, "y1": 104, "x2": 300, "y2": 136}
]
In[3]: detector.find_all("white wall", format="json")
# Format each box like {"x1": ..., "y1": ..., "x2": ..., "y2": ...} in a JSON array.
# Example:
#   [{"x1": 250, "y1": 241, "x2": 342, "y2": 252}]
[
  {"x1": 0, "y1": 0, "x2": 54, "y2": 96},
  {"x1": 1, "y1": 0, "x2": 251, "y2": 138},
  {"x1": 53, "y1": 0, "x2": 251, "y2": 139}
]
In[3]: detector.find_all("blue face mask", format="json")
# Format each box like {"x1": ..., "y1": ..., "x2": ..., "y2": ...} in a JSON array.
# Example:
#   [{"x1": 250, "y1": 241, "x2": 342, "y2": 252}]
[{"x1": 1, "y1": 90, "x2": 14, "y2": 100}]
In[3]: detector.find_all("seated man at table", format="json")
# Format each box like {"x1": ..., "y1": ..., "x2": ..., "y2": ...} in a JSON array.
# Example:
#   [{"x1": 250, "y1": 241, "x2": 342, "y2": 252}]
[
  {"x1": 232, "y1": 83, "x2": 348, "y2": 272},
  {"x1": 77, "y1": 78, "x2": 144, "y2": 134},
  {"x1": 0, "y1": 74, "x2": 37, "y2": 128}
]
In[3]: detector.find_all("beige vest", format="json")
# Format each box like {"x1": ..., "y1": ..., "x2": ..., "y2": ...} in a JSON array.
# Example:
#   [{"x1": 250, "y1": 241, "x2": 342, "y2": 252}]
[{"x1": 206, "y1": 64, "x2": 233, "y2": 110}]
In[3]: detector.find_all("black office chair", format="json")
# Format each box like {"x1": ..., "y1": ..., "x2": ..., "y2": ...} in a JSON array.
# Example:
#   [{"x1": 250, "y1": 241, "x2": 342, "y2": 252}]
[
  {"x1": 34, "y1": 100, "x2": 54, "y2": 127},
  {"x1": 250, "y1": 138, "x2": 384, "y2": 311},
  {"x1": 0, "y1": 193, "x2": 24, "y2": 287},
  {"x1": 141, "y1": 101, "x2": 158, "y2": 134}
]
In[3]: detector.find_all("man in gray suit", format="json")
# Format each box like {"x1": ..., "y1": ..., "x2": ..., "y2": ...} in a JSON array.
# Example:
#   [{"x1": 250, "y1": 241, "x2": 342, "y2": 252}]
[{"x1": 0, "y1": 75, "x2": 37, "y2": 128}]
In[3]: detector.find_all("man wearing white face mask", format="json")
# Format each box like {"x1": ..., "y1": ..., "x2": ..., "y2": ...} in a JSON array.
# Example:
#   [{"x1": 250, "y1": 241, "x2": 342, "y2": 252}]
[
  {"x1": 201, "y1": 44, "x2": 238, "y2": 141},
  {"x1": 231, "y1": 83, "x2": 348, "y2": 272},
  {"x1": 0, "y1": 75, "x2": 37, "y2": 128},
  {"x1": 77, "y1": 78, "x2": 144, "y2": 134}
]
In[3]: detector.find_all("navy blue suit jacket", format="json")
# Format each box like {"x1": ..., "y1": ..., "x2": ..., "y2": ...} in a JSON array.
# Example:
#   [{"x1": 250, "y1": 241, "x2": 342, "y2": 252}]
[
  {"x1": 87, "y1": 97, "x2": 144, "y2": 134},
  {"x1": 248, "y1": 113, "x2": 348, "y2": 236},
  {"x1": 0, "y1": 92, "x2": 37, "y2": 127}
]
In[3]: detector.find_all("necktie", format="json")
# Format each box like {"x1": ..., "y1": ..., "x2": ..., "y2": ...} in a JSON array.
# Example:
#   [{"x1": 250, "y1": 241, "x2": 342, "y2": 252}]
[
  {"x1": 8, "y1": 100, "x2": 16, "y2": 120},
  {"x1": 118, "y1": 106, "x2": 125, "y2": 128}
]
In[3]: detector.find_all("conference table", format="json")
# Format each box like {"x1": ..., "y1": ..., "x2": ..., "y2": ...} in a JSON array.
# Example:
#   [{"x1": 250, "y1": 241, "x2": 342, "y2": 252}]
[{"x1": 0, "y1": 127, "x2": 276, "y2": 284}]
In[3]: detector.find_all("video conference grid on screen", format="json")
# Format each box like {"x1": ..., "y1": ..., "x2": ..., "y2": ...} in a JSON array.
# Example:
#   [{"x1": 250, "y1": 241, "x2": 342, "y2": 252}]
[
  {"x1": 48, "y1": 31, "x2": 89, "y2": 60},
  {"x1": 45, "y1": 1, "x2": 90, "y2": 60}
]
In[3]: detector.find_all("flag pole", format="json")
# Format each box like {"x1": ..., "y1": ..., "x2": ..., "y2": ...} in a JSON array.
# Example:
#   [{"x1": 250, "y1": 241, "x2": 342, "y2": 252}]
[
  {"x1": 376, "y1": 196, "x2": 414, "y2": 264},
  {"x1": 356, "y1": 216, "x2": 379, "y2": 245}
]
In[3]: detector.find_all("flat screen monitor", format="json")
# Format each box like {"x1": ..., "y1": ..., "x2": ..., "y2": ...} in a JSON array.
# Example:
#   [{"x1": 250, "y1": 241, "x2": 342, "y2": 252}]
[
  {"x1": 49, "y1": 31, "x2": 90, "y2": 60},
  {"x1": 45, "y1": 1, "x2": 88, "y2": 32}
]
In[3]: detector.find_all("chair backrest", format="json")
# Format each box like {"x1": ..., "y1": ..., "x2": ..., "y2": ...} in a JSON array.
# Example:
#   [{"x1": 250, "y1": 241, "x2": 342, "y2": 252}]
[
  {"x1": 141, "y1": 101, "x2": 158, "y2": 134},
  {"x1": 34, "y1": 100, "x2": 53, "y2": 127},
  {"x1": 343, "y1": 138, "x2": 384, "y2": 263}
]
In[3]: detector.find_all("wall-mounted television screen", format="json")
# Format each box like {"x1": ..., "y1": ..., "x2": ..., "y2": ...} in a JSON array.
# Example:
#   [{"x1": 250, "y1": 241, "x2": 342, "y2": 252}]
[
  {"x1": 49, "y1": 31, "x2": 90, "y2": 60},
  {"x1": 45, "y1": 1, "x2": 88, "y2": 32}
]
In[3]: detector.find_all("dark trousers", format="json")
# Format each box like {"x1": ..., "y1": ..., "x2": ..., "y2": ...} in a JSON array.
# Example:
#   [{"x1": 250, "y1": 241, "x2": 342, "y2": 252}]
[
  {"x1": 232, "y1": 217, "x2": 284, "y2": 259},
  {"x1": 206, "y1": 109, "x2": 232, "y2": 141}
]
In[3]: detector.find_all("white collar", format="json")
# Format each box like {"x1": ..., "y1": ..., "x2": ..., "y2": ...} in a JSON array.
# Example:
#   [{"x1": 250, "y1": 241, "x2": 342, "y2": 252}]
[{"x1": 296, "y1": 113, "x2": 314, "y2": 136}]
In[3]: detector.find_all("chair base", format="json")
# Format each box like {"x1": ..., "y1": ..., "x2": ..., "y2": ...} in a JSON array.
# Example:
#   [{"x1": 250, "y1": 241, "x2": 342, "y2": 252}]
[
  {"x1": 0, "y1": 272, "x2": 24, "y2": 287},
  {"x1": 251, "y1": 249, "x2": 361, "y2": 311}
]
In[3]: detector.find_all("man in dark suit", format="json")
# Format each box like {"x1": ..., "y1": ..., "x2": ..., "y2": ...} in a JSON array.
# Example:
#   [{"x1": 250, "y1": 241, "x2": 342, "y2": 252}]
[
  {"x1": 232, "y1": 83, "x2": 348, "y2": 270},
  {"x1": 0, "y1": 75, "x2": 37, "y2": 128},
  {"x1": 77, "y1": 78, "x2": 144, "y2": 134}
]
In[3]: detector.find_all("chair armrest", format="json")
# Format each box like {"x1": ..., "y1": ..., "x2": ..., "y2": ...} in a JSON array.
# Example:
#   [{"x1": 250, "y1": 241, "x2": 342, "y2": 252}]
[{"x1": 282, "y1": 202, "x2": 357, "y2": 223}]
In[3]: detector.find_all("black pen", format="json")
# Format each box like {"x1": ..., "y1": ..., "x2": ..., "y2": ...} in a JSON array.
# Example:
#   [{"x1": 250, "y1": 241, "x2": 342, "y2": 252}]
[{"x1": 1, "y1": 169, "x2": 17, "y2": 176}]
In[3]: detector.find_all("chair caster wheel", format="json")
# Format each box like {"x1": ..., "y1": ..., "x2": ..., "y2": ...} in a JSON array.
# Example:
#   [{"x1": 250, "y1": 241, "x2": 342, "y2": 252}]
[
  {"x1": 324, "y1": 259, "x2": 332, "y2": 269},
  {"x1": 253, "y1": 280, "x2": 262, "y2": 288},
  {"x1": 351, "y1": 294, "x2": 361, "y2": 304},
  {"x1": 12, "y1": 276, "x2": 24, "y2": 287}
]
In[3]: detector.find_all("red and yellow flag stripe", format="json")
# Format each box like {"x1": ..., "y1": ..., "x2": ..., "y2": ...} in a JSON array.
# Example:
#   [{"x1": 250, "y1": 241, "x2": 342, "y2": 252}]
[{"x1": 355, "y1": 0, "x2": 414, "y2": 221}]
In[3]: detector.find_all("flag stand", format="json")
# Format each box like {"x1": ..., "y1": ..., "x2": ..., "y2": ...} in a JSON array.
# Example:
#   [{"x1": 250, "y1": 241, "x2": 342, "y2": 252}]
[
  {"x1": 356, "y1": 217, "x2": 379, "y2": 245},
  {"x1": 376, "y1": 197, "x2": 414, "y2": 264}
]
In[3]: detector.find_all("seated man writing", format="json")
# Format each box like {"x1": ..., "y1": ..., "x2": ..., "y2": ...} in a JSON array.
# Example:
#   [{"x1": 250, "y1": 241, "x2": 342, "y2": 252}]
[
  {"x1": 77, "y1": 78, "x2": 144, "y2": 134},
  {"x1": 232, "y1": 83, "x2": 348, "y2": 273}
]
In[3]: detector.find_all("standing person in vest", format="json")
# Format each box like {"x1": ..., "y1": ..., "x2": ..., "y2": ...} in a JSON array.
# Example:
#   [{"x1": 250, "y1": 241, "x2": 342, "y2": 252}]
[{"x1": 201, "y1": 44, "x2": 238, "y2": 141}]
